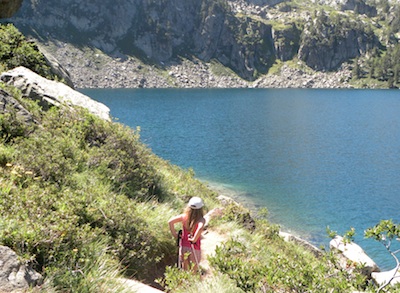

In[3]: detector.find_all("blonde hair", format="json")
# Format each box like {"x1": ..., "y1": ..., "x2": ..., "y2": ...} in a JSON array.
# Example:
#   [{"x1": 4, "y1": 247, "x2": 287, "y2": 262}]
[{"x1": 184, "y1": 206, "x2": 204, "y2": 233}]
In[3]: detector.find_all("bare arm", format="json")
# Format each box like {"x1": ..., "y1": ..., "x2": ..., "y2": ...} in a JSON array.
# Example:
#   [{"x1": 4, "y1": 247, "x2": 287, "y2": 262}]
[{"x1": 168, "y1": 214, "x2": 184, "y2": 238}]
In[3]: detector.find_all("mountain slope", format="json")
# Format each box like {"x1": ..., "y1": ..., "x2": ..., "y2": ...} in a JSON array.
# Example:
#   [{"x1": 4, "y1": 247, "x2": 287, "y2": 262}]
[{"x1": 6, "y1": 0, "x2": 400, "y2": 87}]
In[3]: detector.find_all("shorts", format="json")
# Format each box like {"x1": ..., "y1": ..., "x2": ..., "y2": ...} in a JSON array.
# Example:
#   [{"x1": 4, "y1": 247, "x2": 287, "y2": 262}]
[{"x1": 180, "y1": 245, "x2": 201, "y2": 263}]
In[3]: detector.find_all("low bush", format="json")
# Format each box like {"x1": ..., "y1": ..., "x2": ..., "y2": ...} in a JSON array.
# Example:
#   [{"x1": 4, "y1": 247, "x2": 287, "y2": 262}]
[
  {"x1": 0, "y1": 100, "x2": 217, "y2": 291},
  {"x1": 209, "y1": 229, "x2": 371, "y2": 292},
  {"x1": 0, "y1": 23, "x2": 54, "y2": 79}
]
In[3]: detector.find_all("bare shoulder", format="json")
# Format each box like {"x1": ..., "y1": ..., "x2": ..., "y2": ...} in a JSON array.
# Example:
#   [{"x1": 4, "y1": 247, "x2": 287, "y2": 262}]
[{"x1": 168, "y1": 214, "x2": 184, "y2": 223}]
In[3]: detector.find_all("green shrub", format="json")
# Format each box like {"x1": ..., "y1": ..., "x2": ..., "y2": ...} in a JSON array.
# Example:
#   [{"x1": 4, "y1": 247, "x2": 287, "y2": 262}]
[
  {"x1": 159, "y1": 267, "x2": 244, "y2": 293},
  {"x1": 0, "y1": 23, "x2": 54, "y2": 79},
  {"x1": 0, "y1": 111, "x2": 34, "y2": 143},
  {"x1": 0, "y1": 101, "x2": 218, "y2": 290},
  {"x1": 209, "y1": 232, "x2": 370, "y2": 293}
]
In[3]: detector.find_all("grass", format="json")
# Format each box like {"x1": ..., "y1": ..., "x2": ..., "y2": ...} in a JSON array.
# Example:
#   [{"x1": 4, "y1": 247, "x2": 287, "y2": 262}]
[
  {"x1": 209, "y1": 59, "x2": 239, "y2": 78},
  {"x1": 1, "y1": 94, "x2": 395, "y2": 291},
  {"x1": 2, "y1": 12, "x2": 400, "y2": 292},
  {"x1": 0, "y1": 95, "x2": 218, "y2": 291}
]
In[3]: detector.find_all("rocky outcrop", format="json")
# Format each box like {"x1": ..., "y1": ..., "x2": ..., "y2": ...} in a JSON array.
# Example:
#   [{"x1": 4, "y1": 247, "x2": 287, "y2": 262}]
[
  {"x1": 298, "y1": 11, "x2": 380, "y2": 71},
  {"x1": 10, "y1": 0, "x2": 275, "y2": 81},
  {"x1": 8, "y1": 0, "x2": 385, "y2": 84},
  {"x1": 330, "y1": 235, "x2": 380, "y2": 277},
  {"x1": 372, "y1": 267, "x2": 400, "y2": 288},
  {"x1": 0, "y1": 88, "x2": 36, "y2": 124},
  {"x1": 273, "y1": 23, "x2": 301, "y2": 61},
  {"x1": 280, "y1": 231, "x2": 323, "y2": 258},
  {"x1": 195, "y1": 13, "x2": 275, "y2": 79},
  {"x1": 40, "y1": 41, "x2": 355, "y2": 89},
  {"x1": 0, "y1": 0, "x2": 23, "y2": 18},
  {"x1": 36, "y1": 43, "x2": 74, "y2": 88},
  {"x1": 340, "y1": 0, "x2": 377, "y2": 17},
  {"x1": 0, "y1": 246, "x2": 43, "y2": 292},
  {"x1": 0, "y1": 66, "x2": 110, "y2": 120}
]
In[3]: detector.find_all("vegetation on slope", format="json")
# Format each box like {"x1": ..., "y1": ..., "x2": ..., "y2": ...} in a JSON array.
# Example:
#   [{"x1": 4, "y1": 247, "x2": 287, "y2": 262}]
[
  {"x1": 0, "y1": 23, "x2": 56, "y2": 80},
  {"x1": 249, "y1": 0, "x2": 400, "y2": 88},
  {"x1": 1, "y1": 22, "x2": 400, "y2": 293}
]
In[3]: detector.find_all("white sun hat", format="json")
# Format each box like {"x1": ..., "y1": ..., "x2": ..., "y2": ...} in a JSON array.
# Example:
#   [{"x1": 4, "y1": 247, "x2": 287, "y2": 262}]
[{"x1": 188, "y1": 197, "x2": 204, "y2": 209}]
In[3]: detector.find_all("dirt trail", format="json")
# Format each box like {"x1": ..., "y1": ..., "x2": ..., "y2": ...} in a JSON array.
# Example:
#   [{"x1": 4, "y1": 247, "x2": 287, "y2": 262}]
[
  {"x1": 121, "y1": 228, "x2": 226, "y2": 292},
  {"x1": 199, "y1": 229, "x2": 227, "y2": 276}
]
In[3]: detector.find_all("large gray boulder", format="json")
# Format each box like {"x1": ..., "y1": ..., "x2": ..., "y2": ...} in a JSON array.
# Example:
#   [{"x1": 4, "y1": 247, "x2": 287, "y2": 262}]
[
  {"x1": 0, "y1": 246, "x2": 43, "y2": 292},
  {"x1": 0, "y1": 66, "x2": 110, "y2": 120},
  {"x1": 0, "y1": 0, "x2": 23, "y2": 18},
  {"x1": 340, "y1": 0, "x2": 377, "y2": 16}
]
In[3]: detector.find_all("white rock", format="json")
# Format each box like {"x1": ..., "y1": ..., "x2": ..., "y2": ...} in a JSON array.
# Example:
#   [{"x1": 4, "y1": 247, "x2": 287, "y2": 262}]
[
  {"x1": 372, "y1": 267, "x2": 400, "y2": 287},
  {"x1": 1, "y1": 66, "x2": 110, "y2": 120},
  {"x1": 330, "y1": 235, "x2": 379, "y2": 276}
]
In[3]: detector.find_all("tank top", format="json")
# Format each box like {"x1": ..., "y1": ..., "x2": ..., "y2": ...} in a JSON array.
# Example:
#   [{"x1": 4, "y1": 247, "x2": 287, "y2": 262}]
[{"x1": 181, "y1": 217, "x2": 201, "y2": 250}]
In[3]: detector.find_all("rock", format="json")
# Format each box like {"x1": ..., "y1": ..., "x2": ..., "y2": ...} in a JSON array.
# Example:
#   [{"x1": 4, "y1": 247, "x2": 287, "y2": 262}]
[
  {"x1": 298, "y1": 11, "x2": 380, "y2": 71},
  {"x1": 10, "y1": 0, "x2": 275, "y2": 81},
  {"x1": 0, "y1": 88, "x2": 36, "y2": 124},
  {"x1": 0, "y1": 66, "x2": 110, "y2": 120},
  {"x1": 279, "y1": 231, "x2": 323, "y2": 258},
  {"x1": 371, "y1": 267, "x2": 400, "y2": 287},
  {"x1": 273, "y1": 23, "x2": 301, "y2": 61},
  {"x1": 36, "y1": 43, "x2": 75, "y2": 88},
  {"x1": 0, "y1": 0, "x2": 23, "y2": 18},
  {"x1": 204, "y1": 207, "x2": 224, "y2": 226},
  {"x1": 340, "y1": 0, "x2": 377, "y2": 17},
  {"x1": 0, "y1": 245, "x2": 43, "y2": 292},
  {"x1": 330, "y1": 235, "x2": 379, "y2": 277},
  {"x1": 32, "y1": 41, "x2": 354, "y2": 89},
  {"x1": 217, "y1": 195, "x2": 239, "y2": 206}
]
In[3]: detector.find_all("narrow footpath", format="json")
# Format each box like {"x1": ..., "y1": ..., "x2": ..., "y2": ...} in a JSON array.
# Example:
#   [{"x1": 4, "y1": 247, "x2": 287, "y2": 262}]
[{"x1": 121, "y1": 228, "x2": 226, "y2": 292}]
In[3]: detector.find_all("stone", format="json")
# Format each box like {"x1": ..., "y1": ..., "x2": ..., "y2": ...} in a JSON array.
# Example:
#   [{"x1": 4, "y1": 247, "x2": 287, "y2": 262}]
[
  {"x1": 217, "y1": 195, "x2": 238, "y2": 206},
  {"x1": 0, "y1": 88, "x2": 36, "y2": 124},
  {"x1": 280, "y1": 231, "x2": 323, "y2": 258},
  {"x1": 10, "y1": 0, "x2": 275, "y2": 81},
  {"x1": 0, "y1": 0, "x2": 23, "y2": 18},
  {"x1": 0, "y1": 245, "x2": 43, "y2": 292},
  {"x1": 36, "y1": 43, "x2": 75, "y2": 88},
  {"x1": 371, "y1": 267, "x2": 400, "y2": 287},
  {"x1": 0, "y1": 67, "x2": 110, "y2": 121},
  {"x1": 330, "y1": 235, "x2": 379, "y2": 277}
]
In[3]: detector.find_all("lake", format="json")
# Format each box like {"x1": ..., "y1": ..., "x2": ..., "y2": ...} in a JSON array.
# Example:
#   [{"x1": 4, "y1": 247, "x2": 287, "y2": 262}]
[{"x1": 81, "y1": 88, "x2": 400, "y2": 270}]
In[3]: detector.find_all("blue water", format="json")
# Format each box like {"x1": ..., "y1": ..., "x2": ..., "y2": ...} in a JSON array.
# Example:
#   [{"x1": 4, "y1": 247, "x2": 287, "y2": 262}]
[{"x1": 81, "y1": 88, "x2": 400, "y2": 270}]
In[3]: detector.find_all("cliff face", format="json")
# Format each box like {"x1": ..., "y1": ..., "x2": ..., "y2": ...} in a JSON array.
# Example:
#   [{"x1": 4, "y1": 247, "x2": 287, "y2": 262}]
[
  {"x1": 0, "y1": 0, "x2": 22, "y2": 18},
  {"x1": 10, "y1": 0, "x2": 274, "y2": 80},
  {"x1": 6, "y1": 0, "x2": 394, "y2": 82},
  {"x1": 298, "y1": 11, "x2": 380, "y2": 71}
]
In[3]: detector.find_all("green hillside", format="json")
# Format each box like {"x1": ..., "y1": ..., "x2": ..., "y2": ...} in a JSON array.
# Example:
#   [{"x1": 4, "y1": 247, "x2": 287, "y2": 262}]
[{"x1": 1, "y1": 23, "x2": 400, "y2": 293}]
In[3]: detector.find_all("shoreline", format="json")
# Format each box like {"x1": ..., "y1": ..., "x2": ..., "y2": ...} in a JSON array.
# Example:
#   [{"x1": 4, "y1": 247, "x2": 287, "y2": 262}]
[
  {"x1": 203, "y1": 178, "x2": 393, "y2": 272},
  {"x1": 40, "y1": 41, "x2": 362, "y2": 90},
  {"x1": 203, "y1": 179, "x2": 318, "y2": 242}
]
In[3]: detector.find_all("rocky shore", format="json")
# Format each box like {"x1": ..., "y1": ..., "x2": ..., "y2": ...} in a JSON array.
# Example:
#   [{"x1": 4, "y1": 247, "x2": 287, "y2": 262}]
[{"x1": 42, "y1": 41, "x2": 354, "y2": 89}]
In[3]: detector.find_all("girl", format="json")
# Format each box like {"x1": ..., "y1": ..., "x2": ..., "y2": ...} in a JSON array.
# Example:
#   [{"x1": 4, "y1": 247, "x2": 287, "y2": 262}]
[{"x1": 168, "y1": 197, "x2": 205, "y2": 272}]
